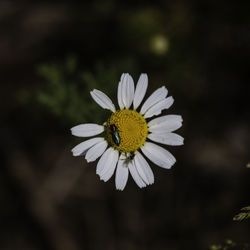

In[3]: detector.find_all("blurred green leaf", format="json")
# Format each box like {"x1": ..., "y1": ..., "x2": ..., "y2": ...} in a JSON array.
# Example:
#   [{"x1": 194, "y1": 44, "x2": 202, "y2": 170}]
[
  {"x1": 210, "y1": 240, "x2": 249, "y2": 250},
  {"x1": 22, "y1": 56, "x2": 138, "y2": 126}
]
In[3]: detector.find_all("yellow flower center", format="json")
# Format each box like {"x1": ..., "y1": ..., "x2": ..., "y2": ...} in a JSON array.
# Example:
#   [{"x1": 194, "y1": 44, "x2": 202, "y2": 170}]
[{"x1": 106, "y1": 109, "x2": 148, "y2": 153}]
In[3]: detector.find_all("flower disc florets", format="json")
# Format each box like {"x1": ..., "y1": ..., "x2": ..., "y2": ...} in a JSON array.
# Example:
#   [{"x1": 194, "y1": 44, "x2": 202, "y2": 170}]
[{"x1": 106, "y1": 109, "x2": 148, "y2": 153}]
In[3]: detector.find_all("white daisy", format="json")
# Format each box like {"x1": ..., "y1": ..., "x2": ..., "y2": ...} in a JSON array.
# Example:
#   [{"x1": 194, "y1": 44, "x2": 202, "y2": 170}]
[{"x1": 71, "y1": 73, "x2": 184, "y2": 190}]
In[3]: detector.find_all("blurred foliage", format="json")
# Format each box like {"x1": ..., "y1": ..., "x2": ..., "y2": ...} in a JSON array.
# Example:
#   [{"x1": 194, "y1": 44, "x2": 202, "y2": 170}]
[
  {"x1": 233, "y1": 165, "x2": 250, "y2": 221},
  {"x1": 233, "y1": 206, "x2": 250, "y2": 221},
  {"x1": 22, "y1": 56, "x2": 138, "y2": 125},
  {"x1": 19, "y1": 5, "x2": 195, "y2": 127},
  {"x1": 210, "y1": 240, "x2": 250, "y2": 250}
]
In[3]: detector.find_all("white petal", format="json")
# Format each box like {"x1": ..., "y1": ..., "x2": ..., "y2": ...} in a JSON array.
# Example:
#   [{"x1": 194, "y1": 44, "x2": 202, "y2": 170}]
[
  {"x1": 90, "y1": 89, "x2": 116, "y2": 112},
  {"x1": 148, "y1": 115, "x2": 183, "y2": 133},
  {"x1": 96, "y1": 147, "x2": 112, "y2": 175},
  {"x1": 100, "y1": 150, "x2": 119, "y2": 182},
  {"x1": 71, "y1": 137, "x2": 104, "y2": 156},
  {"x1": 141, "y1": 142, "x2": 176, "y2": 169},
  {"x1": 133, "y1": 74, "x2": 148, "y2": 110},
  {"x1": 144, "y1": 96, "x2": 174, "y2": 118},
  {"x1": 115, "y1": 155, "x2": 129, "y2": 191},
  {"x1": 96, "y1": 147, "x2": 119, "y2": 181},
  {"x1": 117, "y1": 74, "x2": 125, "y2": 109},
  {"x1": 85, "y1": 140, "x2": 108, "y2": 162},
  {"x1": 71, "y1": 124, "x2": 104, "y2": 137},
  {"x1": 121, "y1": 73, "x2": 135, "y2": 109},
  {"x1": 128, "y1": 161, "x2": 146, "y2": 188},
  {"x1": 121, "y1": 74, "x2": 129, "y2": 108},
  {"x1": 140, "y1": 86, "x2": 168, "y2": 115},
  {"x1": 134, "y1": 152, "x2": 154, "y2": 185},
  {"x1": 148, "y1": 133, "x2": 184, "y2": 146}
]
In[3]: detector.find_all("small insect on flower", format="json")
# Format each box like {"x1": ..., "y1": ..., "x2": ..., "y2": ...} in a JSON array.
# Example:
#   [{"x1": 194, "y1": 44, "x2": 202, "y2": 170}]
[
  {"x1": 127, "y1": 152, "x2": 135, "y2": 161},
  {"x1": 71, "y1": 73, "x2": 184, "y2": 190},
  {"x1": 110, "y1": 124, "x2": 121, "y2": 146},
  {"x1": 121, "y1": 152, "x2": 135, "y2": 166}
]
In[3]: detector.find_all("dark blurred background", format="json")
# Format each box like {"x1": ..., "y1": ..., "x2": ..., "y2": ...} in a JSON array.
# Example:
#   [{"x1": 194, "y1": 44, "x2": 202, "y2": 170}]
[{"x1": 1, "y1": 0, "x2": 250, "y2": 250}]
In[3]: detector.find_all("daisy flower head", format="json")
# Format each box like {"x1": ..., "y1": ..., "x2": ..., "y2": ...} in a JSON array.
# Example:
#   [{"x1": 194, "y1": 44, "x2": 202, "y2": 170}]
[{"x1": 71, "y1": 73, "x2": 183, "y2": 190}]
